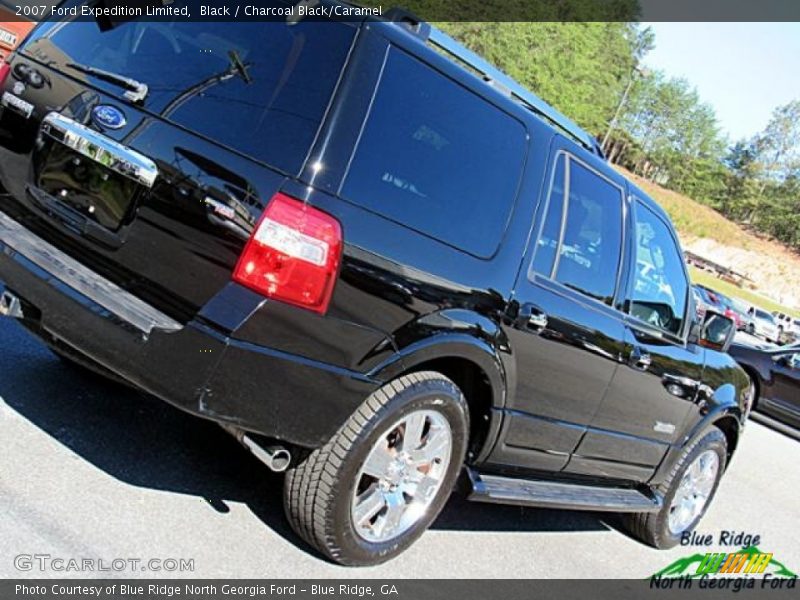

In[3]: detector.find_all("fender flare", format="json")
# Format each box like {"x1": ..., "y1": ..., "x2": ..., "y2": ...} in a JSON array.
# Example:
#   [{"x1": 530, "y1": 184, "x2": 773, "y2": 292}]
[
  {"x1": 650, "y1": 404, "x2": 743, "y2": 487},
  {"x1": 369, "y1": 331, "x2": 509, "y2": 410}
]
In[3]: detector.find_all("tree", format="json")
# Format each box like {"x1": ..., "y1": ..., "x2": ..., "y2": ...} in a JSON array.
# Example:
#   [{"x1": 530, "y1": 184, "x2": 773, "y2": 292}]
[{"x1": 752, "y1": 100, "x2": 800, "y2": 189}]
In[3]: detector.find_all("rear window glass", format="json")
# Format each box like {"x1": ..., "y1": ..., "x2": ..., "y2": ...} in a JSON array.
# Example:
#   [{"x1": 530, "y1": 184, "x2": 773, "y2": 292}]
[
  {"x1": 22, "y1": 14, "x2": 355, "y2": 174},
  {"x1": 341, "y1": 49, "x2": 527, "y2": 257}
]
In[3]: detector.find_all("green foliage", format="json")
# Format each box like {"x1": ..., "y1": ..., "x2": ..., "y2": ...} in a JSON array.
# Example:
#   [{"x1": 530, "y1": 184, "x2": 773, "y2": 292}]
[
  {"x1": 437, "y1": 22, "x2": 642, "y2": 136},
  {"x1": 429, "y1": 22, "x2": 800, "y2": 253}
]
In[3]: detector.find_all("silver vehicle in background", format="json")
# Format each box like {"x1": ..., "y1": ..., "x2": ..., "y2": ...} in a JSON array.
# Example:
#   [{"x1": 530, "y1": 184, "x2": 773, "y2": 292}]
[{"x1": 748, "y1": 307, "x2": 780, "y2": 343}]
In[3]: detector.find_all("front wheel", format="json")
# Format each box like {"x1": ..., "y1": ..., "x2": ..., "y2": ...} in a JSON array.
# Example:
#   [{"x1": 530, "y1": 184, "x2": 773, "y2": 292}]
[
  {"x1": 623, "y1": 429, "x2": 727, "y2": 549},
  {"x1": 283, "y1": 371, "x2": 469, "y2": 566}
]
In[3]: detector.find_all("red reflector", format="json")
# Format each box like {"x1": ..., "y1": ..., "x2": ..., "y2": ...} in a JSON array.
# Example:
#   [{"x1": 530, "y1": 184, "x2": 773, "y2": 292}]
[
  {"x1": 0, "y1": 63, "x2": 10, "y2": 89},
  {"x1": 233, "y1": 193, "x2": 342, "y2": 315}
]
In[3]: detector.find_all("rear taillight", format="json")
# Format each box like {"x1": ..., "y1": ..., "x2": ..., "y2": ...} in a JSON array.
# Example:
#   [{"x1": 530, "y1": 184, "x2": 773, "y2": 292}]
[
  {"x1": 233, "y1": 193, "x2": 342, "y2": 315},
  {"x1": 0, "y1": 62, "x2": 10, "y2": 89}
]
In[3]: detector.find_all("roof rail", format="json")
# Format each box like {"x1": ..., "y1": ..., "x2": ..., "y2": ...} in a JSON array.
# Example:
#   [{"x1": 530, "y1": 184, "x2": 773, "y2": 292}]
[{"x1": 425, "y1": 27, "x2": 601, "y2": 157}]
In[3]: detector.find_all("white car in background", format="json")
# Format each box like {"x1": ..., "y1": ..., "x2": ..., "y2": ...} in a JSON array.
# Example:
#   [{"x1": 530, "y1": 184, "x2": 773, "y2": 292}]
[
  {"x1": 747, "y1": 307, "x2": 780, "y2": 343},
  {"x1": 772, "y1": 312, "x2": 800, "y2": 344}
]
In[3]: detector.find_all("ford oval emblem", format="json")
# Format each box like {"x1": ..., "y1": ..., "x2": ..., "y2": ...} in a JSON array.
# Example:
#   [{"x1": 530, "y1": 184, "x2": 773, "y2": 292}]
[{"x1": 91, "y1": 105, "x2": 127, "y2": 130}]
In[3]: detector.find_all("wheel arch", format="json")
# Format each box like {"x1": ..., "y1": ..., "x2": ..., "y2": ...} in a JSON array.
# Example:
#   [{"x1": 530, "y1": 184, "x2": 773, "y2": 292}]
[
  {"x1": 738, "y1": 364, "x2": 761, "y2": 409},
  {"x1": 712, "y1": 414, "x2": 740, "y2": 466},
  {"x1": 369, "y1": 330, "x2": 509, "y2": 463}
]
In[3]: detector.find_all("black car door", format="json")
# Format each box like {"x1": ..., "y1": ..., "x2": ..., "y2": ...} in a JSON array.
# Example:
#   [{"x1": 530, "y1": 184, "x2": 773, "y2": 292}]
[
  {"x1": 766, "y1": 351, "x2": 800, "y2": 419},
  {"x1": 493, "y1": 140, "x2": 629, "y2": 473},
  {"x1": 574, "y1": 196, "x2": 703, "y2": 482}
]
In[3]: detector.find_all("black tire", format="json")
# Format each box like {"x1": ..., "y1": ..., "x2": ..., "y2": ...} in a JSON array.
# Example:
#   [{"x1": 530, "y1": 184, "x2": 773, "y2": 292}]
[
  {"x1": 623, "y1": 429, "x2": 727, "y2": 549},
  {"x1": 283, "y1": 371, "x2": 469, "y2": 566}
]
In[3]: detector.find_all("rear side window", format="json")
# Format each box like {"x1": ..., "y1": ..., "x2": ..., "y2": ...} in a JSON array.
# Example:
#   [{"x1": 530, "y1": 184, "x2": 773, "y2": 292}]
[
  {"x1": 530, "y1": 155, "x2": 624, "y2": 305},
  {"x1": 629, "y1": 202, "x2": 688, "y2": 335},
  {"x1": 341, "y1": 49, "x2": 527, "y2": 257},
  {"x1": 22, "y1": 16, "x2": 355, "y2": 174}
]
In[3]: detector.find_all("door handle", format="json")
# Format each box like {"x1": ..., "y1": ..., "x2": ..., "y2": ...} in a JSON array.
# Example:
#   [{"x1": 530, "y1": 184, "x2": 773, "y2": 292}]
[
  {"x1": 516, "y1": 303, "x2": 548, "y2": 332},
  {"x1": 629, "y1": 347, "x2": 652, "y2": 371},
  {"x1": 40, "y1": 112, "x2": 158, "y2": 188}
]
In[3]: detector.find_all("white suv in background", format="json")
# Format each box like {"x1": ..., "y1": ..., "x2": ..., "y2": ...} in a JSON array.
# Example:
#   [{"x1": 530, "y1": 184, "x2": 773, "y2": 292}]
[{"x1": 747, "y1": 307, "x2": 780, "y2": 343}]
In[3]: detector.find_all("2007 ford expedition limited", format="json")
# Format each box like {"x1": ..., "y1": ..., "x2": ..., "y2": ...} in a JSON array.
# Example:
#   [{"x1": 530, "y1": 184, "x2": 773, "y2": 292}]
[{"x1": 0, "y1": 3, "x2": 751, "y2": 565}]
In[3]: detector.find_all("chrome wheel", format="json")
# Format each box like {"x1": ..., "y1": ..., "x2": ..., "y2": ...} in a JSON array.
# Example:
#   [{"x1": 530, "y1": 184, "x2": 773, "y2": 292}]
[
  {"x1": 351, "y1": 409, "x2": 453, "y2": 543},
  {"x1": 668, "y1": 450, "x2": 720, "y2": 535}
]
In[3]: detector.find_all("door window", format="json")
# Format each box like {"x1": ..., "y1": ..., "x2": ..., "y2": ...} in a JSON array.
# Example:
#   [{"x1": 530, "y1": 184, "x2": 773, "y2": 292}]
[
  {"x1": 530, "y1": 155, "x2": 624, "y2": 306},
  {"x1": 530, "y1": 154, "x2": 566, "y2": 276},
  {"x1": 629, "y1": 202, "x2": 689, "y2": 336}
]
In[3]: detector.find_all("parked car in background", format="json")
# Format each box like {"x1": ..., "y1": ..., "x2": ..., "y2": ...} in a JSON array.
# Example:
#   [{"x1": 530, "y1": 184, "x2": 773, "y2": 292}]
[
  {"x1": 747, "y1": 307, "x2": 780, "y2": 343},
  {"x1": 729, "y1": 296, "x2": 755, "y2": 332},
  {"x1": 0, "y1": 3, "x2": 35, "y2": 61},
  {"x1": 772, "y1": 312, "x2": 800, "y2": 345},
  {"x1": 714, "y1": 290, "x2": 747, "y2": 331},
  {"x1": 729, "y1": 342, "x2": 800, "y2": 428},
  {"x1": 692, "y1": 285, "x2": 725, "y2": 320},
  {"x1": 695, "y1": 285, "x2": 745, "y2": 330}
]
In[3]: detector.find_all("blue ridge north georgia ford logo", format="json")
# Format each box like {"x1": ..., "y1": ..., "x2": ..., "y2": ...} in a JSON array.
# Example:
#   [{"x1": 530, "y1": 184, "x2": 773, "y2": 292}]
[{"x1": 91, "y1": 105, "x2": 127, "y2": 130}]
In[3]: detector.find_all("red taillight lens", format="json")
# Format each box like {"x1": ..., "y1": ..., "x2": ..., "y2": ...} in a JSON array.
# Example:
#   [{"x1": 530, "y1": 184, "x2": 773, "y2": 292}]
[
  {"x1": 233, "y1": 193, "x2": 342, "y2": 315},
  {"x1": 0, "y1": 63, "x2": 10, "y2": 89}
]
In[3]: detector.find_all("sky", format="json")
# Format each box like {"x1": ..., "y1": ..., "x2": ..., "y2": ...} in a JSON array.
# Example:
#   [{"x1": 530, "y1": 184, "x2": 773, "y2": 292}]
[{"x1": 642, "y1": 22, "x2": 800, "y2": 143}]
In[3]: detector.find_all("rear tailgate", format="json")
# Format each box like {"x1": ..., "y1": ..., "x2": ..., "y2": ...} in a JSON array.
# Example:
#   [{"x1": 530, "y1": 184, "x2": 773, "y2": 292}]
[{"x1": 0, "y1": 13, "x2": 356, "y2": 322}]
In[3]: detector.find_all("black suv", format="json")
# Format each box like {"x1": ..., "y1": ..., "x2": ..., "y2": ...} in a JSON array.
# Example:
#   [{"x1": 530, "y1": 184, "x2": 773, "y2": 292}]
[{"x1": 0, "y1": 5, "x2": 750, "y2": 566}]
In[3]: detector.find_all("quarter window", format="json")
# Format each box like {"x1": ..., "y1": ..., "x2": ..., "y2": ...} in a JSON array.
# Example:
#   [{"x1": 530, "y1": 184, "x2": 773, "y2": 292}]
[
  {"x1": 341, "y1": 49, "x2": 527, "y2": 258},
  {"x1": 629, "y1": 202, "x2": 688, "y2": 335}
]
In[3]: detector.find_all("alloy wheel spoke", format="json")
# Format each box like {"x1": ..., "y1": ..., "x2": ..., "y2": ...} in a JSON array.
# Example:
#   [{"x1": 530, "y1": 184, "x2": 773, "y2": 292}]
[
  {"x1": 362, "y1": 442, "x2": 395, "y2": 479},
  {"x1": 378, "y1": 492, "x2": 406, "y2": 537},
  {"x1": 402, "y1": 413, "x2": 427, "y2": 452},
  {"x1": 353, "y1": 487, "x2": 387, "y2": 526},
  {"x1": 410, "y1": 475, "x2": 440, "y2": 504},
  {"x1": 411, "y1": 426, "x2": 449, "y2": 465}
]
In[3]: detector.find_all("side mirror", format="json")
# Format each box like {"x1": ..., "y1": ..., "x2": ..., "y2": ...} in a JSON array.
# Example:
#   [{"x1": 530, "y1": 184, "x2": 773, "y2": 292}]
[{"x1": 697, "y1": 311, "x2": 735, "y2": 353}]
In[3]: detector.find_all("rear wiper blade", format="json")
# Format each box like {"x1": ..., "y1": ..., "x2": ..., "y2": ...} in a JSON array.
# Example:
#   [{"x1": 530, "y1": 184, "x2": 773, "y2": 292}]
[
  {"x1": 65, "y1": 62, "x2": 149, "y2": 104},
  {"x1": 228, "y1": 50, "x2": 252, "y2": 85}
]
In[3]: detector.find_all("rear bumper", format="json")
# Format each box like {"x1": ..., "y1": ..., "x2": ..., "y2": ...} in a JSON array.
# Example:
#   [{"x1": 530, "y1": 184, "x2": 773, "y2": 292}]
[{"x1": 0, "y1": 209, "x2": 378, "y2": 448}]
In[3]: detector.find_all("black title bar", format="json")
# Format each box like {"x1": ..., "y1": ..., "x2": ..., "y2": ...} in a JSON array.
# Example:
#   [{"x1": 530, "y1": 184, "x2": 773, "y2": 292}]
[{"x1": 3, "y1": 0, "x2": 800, "y2": 22}]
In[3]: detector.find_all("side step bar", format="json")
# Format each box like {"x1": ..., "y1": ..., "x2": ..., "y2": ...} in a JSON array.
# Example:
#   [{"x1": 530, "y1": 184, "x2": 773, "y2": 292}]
[{"x1": 467, "y1": 469, "x2": 662, "y2": 513}]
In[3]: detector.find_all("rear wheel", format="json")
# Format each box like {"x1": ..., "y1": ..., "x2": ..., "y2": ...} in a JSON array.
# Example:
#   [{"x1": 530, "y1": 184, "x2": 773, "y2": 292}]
[
  {"x1": 623, "y1": 429, "x2": 727, "y2": 549},
  {"x1": 283, "y1": 371, "x2": 469, "y2": 566}
]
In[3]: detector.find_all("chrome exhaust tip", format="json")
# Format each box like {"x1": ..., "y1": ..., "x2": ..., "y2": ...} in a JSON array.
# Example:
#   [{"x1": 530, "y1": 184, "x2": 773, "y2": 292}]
[
  {"x1": 0, "y1": 290, "x2": 24, "y2": 319},
  {"x1": 220, "y1": 424, "x2": 292, "y2": 473}
]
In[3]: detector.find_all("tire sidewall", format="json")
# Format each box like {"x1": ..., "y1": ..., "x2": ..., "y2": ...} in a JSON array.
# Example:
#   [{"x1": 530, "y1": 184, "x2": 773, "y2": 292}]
[
  {"x1": 328, "y1": 379, "x2": 468, "y2": 565},
  {"x1": 656, "y1": 431, "x2": 727, "y2": 548}
]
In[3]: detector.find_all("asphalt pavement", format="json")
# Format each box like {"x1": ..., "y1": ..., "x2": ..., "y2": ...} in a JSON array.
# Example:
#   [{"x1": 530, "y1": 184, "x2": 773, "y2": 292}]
[{"x1": 1, "y1": 317, "x2": 798, "y2": 579}]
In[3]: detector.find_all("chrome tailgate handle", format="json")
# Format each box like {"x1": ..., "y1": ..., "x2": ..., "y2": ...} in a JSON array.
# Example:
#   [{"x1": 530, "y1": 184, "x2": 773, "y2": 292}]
[{"x1": 40, "y1": 112, "x2": 158, "y2": 188}]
